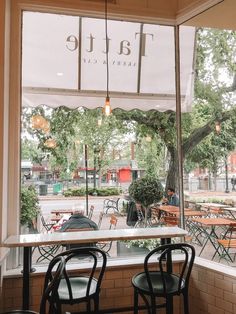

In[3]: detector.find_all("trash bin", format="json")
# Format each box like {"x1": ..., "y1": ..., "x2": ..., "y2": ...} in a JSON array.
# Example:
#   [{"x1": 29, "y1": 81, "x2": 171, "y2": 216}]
[
  {"x1": 53, "y1": 183, "x2": 62, "y2": 195},
  {"x1": 39, "y1": 184, "x2": 48, "y2": 196}
]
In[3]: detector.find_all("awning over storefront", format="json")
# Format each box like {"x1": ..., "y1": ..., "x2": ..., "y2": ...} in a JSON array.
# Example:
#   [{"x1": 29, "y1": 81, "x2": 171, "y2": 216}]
[{"x1": 22, "y1": 12, "x2": 195, "y2": 112}]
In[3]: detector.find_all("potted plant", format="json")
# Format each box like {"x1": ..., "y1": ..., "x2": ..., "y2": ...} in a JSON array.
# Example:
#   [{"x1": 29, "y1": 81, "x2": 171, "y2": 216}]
[
  {"x1": 117, "y1": 176, "x2": 164, "y2": 255},
  {"x1": 21, "y1": 185, "x2": 40, "y2": 233},
  {"x1": 128, "y1": 176, "x2": 164, "y2": 224}
]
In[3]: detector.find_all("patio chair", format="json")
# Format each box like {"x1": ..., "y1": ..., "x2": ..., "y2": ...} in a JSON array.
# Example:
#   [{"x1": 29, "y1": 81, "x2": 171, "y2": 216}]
[
  {"x1": 33, "y1": 220, "x2": 61, "y2": 263},
  {"x1": 87, "y1": 205, "x2": 94, "y2": 220},
  {"x1": 97, "y1": 215, "x2": 118, "y2": 255},
  {"x1": 132, "y1": 243, "x2": 195, "y2": 314},
  {"x1": 103, "y1": 198, "x2": 120, "y2": 214},
  {"x1": 41, "y1": 214, "x2": 55, "y2": 233},
  {"x1": 97, "y1": 211, "x2": 104, "y2": 229},
  {"x1": 214, "y1": 222, "x2": 236, "y2": 262}
]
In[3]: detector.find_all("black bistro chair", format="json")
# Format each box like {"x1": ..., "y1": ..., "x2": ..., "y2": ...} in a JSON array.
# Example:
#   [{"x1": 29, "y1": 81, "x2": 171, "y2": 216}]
[
  {"x1": 2, "y1": 255, "x2": 65, "y2": 314},
  {"x1": 132, "y1": 243, "x2": 195, "y2": 314},
  {"x1": 54, "y1": 246, "x2": 107, "y2": 313}
]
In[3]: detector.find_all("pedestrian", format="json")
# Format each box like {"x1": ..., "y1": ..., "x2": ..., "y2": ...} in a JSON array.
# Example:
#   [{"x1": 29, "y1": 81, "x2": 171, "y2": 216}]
[{"x1": 231, "y1": 175, "x2": 236, "y2": 191}]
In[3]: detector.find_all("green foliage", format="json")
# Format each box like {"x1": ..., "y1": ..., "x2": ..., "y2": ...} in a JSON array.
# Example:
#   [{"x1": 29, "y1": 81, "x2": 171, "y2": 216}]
[
  {"x1": 125, "y1": 239, "x2": 161, "y2": 251},
  {"x1": 128, "y1": 176, "x2": 164, "y2": 208},
  {"x1": 63, "y1": 187, "x2": 121, "y2": 197},
  {"x1": 21, "y1": 186, "x2": 40, "y2": 228}
]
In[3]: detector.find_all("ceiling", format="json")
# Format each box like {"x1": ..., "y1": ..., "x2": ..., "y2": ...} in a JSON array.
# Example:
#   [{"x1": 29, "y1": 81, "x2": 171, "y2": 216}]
[{"x1": 184, "y1": 0, "x2": 236, "y2": 30}]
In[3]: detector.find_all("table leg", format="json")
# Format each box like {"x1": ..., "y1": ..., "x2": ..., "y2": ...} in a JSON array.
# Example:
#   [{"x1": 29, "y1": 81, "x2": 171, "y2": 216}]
[{"x1": 22, "y1": 247, "x2": 31, "y2": 310}]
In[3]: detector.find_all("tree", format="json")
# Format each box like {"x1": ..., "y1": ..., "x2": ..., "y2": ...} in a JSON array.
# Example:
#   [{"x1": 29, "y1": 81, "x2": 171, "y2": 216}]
[{"x1": 114, "y1": 28, "x2": 236, "y2": 191}]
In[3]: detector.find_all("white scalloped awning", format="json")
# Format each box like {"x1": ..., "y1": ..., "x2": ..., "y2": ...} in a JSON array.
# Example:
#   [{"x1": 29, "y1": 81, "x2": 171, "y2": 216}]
[{"x1": 22, "y1": 12, "x2": 195, "y2": 112}]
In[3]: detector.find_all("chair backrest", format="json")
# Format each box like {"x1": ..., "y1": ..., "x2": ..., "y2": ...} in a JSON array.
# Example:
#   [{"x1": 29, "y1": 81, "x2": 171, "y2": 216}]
[
  {"x1": 163, "y1": 216, "x2": 179, "y2": 226},
  {"x1": 109, "y1": 215, "x2": 118, "y2": 230},
  {"x1": 97, "y1": 211, "x2": 104, "y2": 229},
  {"x1": 55, "y1": 247, "x2": 107, "y2": 303},
  {"x1": 41, "y1": 215, "x2": 53, "y2": 232},
  {"x1": 65, "y1": 227, "x2": 94, "y2": 232},
  {"x1": 88, "y1": 205, "x2": 94, "y2": 220},
  {"x1": 144, "y1": 243, "x2": 195, "y2": 295},
  {"x1": 40, "y1": 256, "x2": 65, "y2": 314}
]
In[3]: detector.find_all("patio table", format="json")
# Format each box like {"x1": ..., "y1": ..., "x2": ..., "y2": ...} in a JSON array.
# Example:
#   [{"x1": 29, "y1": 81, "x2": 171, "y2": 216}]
[
  {"x1": 3, "y1": 226, "x2": 187, "y2": 311},
  {"x1": 191, "y1": 217, "x2": 234, "y2": 257},
  {"x1": 196, "y1": 203, "x2": 228, "y2": 210},
  {"x1": 51, "y1": 209, "x2": 74, "y2": 215}
]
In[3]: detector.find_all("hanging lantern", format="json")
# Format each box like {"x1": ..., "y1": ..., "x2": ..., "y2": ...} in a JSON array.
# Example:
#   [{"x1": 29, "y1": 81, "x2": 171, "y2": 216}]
[
  {"x1": 31, "y1": 115, "x2": 46, "y2": 129},
  {"x1": 215, "y1": 121, "x2": 221, "y2": 134},
  {"x1": 145, "y1": 135, "x2": 152, "y2": 142},
  {"x1": 44, "y1": 138, "x2": 57, "y2": 148},
  {"x1": 42, "y1": 120, "x2": 50, "y2": 134}
]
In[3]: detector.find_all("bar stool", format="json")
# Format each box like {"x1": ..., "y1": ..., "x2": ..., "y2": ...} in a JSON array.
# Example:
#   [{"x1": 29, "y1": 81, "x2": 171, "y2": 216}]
[
  {"x1": 132, "y1": 243, "x2": 195, "y2": 314},
  {"x1": 2, "y1": 255, "x2": 65, "y2": 314}
]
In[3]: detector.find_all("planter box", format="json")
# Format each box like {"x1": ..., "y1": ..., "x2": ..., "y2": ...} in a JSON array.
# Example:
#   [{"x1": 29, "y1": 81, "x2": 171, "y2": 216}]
[{"x1": 117, "y1": 241, "x2": 149, "y2": 257}]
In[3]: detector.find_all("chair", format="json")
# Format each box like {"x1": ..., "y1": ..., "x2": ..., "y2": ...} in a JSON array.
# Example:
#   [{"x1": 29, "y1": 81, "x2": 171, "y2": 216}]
[
  {"x1": 2, "y1": 255, "x2": 65, "y2": 314},
  {"x1": 41, "y1": 214, "x2": 55, "y2": 233},
  {"x1": 33, "y1": 218, "x2": 61, "y2": 263},
  {"x1": 54, "y1": 247, "x2": 107, "y2": 313},
  {"x1": 97, "y1": 215, "x2": 118, "y2": 255},
  {"x1": 97, "y1": 211, "x2": 104, "y2": 229},
  {"x1": 103, "y1": 198, "x2": 120, "y2": 214},
  {"x1": 87, "y1": 205, "x2": 94, "y2": 220},
  {"x1": 214, "y1": 222, "x2": 236, "y2": 262},
  {"x1": 132, "y1": 243, "x2": 195, "y2": 314}
]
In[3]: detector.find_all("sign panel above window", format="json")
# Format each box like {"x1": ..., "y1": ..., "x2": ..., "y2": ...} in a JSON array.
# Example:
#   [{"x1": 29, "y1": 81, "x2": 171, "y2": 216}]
[{"x1": 22, "y1": 12, "x2": 195, "y2": 112}]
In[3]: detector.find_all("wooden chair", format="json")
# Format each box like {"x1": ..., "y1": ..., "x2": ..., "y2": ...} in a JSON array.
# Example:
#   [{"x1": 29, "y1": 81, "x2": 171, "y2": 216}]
[
  {"x1": 214, "y1": 223, "x2": 236, "y2": 262},
  {"x1": 87, "y1": 205, "x2": 94, "y2": 220},
  {"x1": 97, "y1": 215, "x2": 118, "y2": 255},
  {"x1": 97, "y1": 211, "x2": 104, "y2": 229}
]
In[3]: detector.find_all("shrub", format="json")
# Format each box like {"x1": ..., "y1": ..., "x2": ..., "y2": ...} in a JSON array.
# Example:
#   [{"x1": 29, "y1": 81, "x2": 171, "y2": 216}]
[
  {"x1": 21, "y1": 185, "x2": 40, "y2": 228},
  {"x1": 129, "y1": 176, "x2": 164, "y2": 208},
  {"x1": 63, "y1": 187, "x2": 121, "y2": 197}
]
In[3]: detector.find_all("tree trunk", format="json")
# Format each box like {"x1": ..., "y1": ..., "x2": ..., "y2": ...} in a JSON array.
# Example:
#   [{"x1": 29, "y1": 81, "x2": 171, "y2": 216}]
[{"x1": 165, "y1": 150, "x2": 178, "y2": 193}]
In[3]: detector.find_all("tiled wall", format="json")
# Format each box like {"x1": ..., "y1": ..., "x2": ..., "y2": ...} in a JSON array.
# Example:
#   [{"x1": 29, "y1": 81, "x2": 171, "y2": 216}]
[
  {"x1": 4, "y1": 259, "x2": 236, "y2": 314},
  {"x1": 189, "y1": 260, "x2": 236, "y2": 314},
  {"x1": 2, "y1": 263, "x2": 180, "y2": 313}
]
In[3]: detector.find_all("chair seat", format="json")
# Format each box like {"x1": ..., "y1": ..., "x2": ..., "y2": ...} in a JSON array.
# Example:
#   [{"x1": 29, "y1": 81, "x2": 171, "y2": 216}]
[
  {"x1": 58, "y1": 276, "x2": 98, "y2": 301},
  {"x1": 132, "y1": 271, "x2": 184, "y2": 295}
]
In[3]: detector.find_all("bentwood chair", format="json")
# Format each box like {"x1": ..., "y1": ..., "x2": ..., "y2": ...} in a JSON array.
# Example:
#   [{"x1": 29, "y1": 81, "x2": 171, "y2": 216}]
[
  {"x1": 54, "y1": 247, "x2": 107, "y2": 313},
  {"x1": 2, "y1": 256, "x2": 65, "y2": 314},
  {"x1": 132, "y1": 243, "x2": 195, "y2": 314}
]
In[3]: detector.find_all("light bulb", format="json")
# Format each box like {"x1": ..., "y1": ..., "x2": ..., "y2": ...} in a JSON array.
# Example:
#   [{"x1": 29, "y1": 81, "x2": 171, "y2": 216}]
[{"x1": 103, "y1": 96, "x2": 112, "y2": 116}]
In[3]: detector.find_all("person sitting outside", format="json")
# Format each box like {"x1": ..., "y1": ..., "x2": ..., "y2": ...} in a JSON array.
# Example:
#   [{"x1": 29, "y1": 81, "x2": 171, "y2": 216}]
[
  {"x1": 163, "y1": 188, "x2": 179, "y2": 207},
  {"x1": 58, "y1": 209, "x2": 98, "y2": 249}
]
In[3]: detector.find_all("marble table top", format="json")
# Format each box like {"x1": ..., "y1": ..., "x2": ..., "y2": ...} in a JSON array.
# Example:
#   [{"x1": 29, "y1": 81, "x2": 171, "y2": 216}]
[{"x1": 2, "y1": 227, "x2": 188, "y2": 248}]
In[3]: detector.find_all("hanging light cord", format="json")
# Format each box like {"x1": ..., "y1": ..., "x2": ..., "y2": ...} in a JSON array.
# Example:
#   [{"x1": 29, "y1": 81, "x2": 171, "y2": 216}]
[{"x1": 105, "y1": 0, "x2": 109, "y2": 99}]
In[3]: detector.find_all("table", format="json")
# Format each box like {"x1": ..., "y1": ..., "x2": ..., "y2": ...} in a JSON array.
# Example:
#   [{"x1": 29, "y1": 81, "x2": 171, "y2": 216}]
[
  {"x1": 224, "y1": 207, "x2": 236, "y2": 219},
  {"x1": 197, "y1": 203, "x2": 228, "y2": 209},
  {"x1": 51, "y1": 209, "x2": 74, "y2": 215},
  {"x1": 191, "y1": 218, "x2": 234, "y2": 256},
  {"x1": 3, "y1": 227, "x2": 187, "y2": 310}
]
